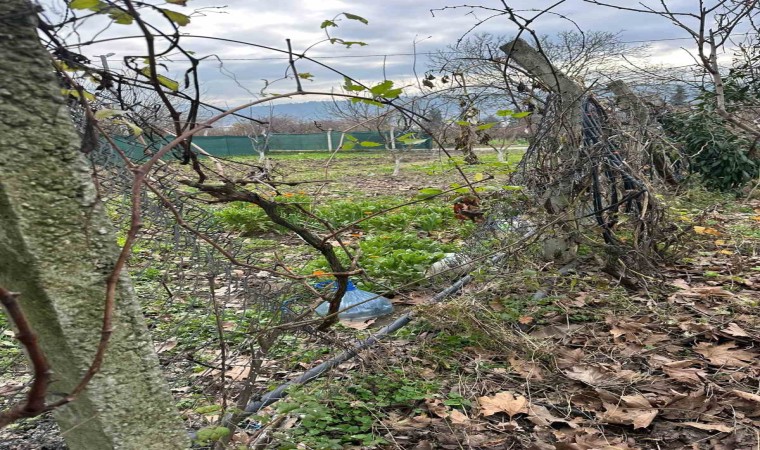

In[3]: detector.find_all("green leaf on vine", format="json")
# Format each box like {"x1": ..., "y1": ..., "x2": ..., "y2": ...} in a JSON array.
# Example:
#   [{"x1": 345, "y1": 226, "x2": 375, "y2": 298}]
[
  {"x1": 343, "y1": 77, "x2": 365, "y2": 92},
  {"x1": 418, "y1": 187, "x2": 443, "y2": 197},
  {"x1": 140, "y1": 67, "x2": 180, "y2": 91},
  {"x1": 161, "y1": 9, "x2": 191, "y2": 26},
  {"x1": 476, "y1": 122, "x2": 497, "y2": 131},
  {"x1": 370, "y1": 80, "x2": 394, "y2": 96},
  {"x1": 61, "y1": 88, "x2": 96, "y2": 101},
  {"x1": 69, "y1": 0, "x2": 101, "y2": 9},
  {"x1": 351, "y1": 97, "x2": 384, "y2": 107},
  {"x1": 330, "y1": 38, "x2": 367, "y2": 48},
  {"x1": 397, "y1": 133, "x2": 427, "y2": 146},
  {"x1": 298, "y1": 73, "x2": 314, "y2": 80},
  {"x1": 320, "y1": 20, "x2": 337, "y2": 29},
  {"x1": 512, "y1": 111, "x2": 532, "y2": 119},
  {"x1": 94, "y1": 109, "x2": 127, "y2": 120},
  {"x1": 383, "y1": 88, "x2": 402, "y2": 99},
  {"x1": 342, "y1": 13, "x2": 368, "y2": 24},
  {"x1": 341, "y1": 41, "x2": 367, "y2": 48},
  {"x1": 360, "y1": 141, "x2": 383, "y2": 148},
  {"x1": 166, "y1": 0, "x2": 188, "y2": 4}
]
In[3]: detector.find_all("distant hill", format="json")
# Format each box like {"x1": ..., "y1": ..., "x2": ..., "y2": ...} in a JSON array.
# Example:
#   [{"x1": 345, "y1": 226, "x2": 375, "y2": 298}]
[{"x1": 246, "y1": 100, "x2": 333, "y2": 120}]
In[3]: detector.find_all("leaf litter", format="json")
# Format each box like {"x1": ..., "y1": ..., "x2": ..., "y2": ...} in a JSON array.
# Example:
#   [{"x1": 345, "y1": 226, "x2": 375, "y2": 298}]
[{"x1": 285, "y1": 197, "x2": 760, "y2": 449}]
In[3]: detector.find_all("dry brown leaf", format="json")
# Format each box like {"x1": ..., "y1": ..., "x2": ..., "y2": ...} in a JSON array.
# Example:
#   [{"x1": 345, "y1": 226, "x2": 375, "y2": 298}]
[
  {"x1": 679, "y1": 421, "x2": 734, "y2": 433},
  {"x1": 556, "y1": 348, "x2": 585, "y2": 369},
  {"x1": 643, "y1": 334, "x2": 669, "y2": 346},
  {"x1": 731, "y1": 390, "x2": 760, "y2": 403},
  {"x1": 647, "y1": 354, "x2": 676, "y2": 368},
  {"x1": 155, "y1": 337, "x2": 178, "y2": 354},
  {"x1": 478, "y1": 391, "x2": 529, "y2": 418},
  {"x1": 509, "y1": 355, "x2": 544, "y2": 381},
  {"x1": 224, "y1": 365, "x2": 251, "y2": 380},
  {"x1": 571, "y1": 291, "x2": 590, "y2": 306},
  {"x1": 564, "y1": 365, "x2": 620, "y2": 387},
  {"x1": 384, "y1": 413, "x2": 437, "y2": 430},
  {"x1": 661, "y1": 389, "x2": 712, "y2": 420},
  {"x1": 599, "y1": 401, "x2": 658, "y2": 429},
  {"x1": 620, "y1": 394, "x2": 654, "y2": 409},
  {"x1": 693, "y1": 226, "x2": 721, "y2": 236},
  {"x1": 670, "y1": 279, "x2": 691, "y2": 290},
  {"x1": 663, "y1": 359, "x2": 702, "y2": 369},
  {"x1": 418, "y1": 367, "x2": 437, "y2": 380},
  {"x1": 412, "y1": 440, "x2": 434, "y2": 450},
  {"x1": 608, "y1": 320, "x2": 645, "y2": 341},
  {"x1": 694, "y1": 341, "x2": 756, "y2": 367},
  {"x1": 425, "y1": 398, "x2": 449, "y2": 418},
  {"x1": 395, "y1": 292, "x2": 432, "y2": 306},
  {"x1": 722, "y1": 322, "x2": 750, "y2": 338},
  {"x1": 518, "y1": 315, "x2": 535, "y2": 324},
  {"x1": 679, "y1": 321, "x2": 715, "y2": 334},
  {"x1": 448, "y1": 409, "x2": 470, "y2": 425},
  {"x1": 527, "y1": 404, "x2": 578, "y2": 429},
  {"x1": 690, "y1": 286, "x2": 734, "y2": 297},
  {"x1": 555, "y1": 429, "x2": 636, "y2": 450},
  {"x1": 662, "y1": 365, "x2": 706, "y2": 385}
]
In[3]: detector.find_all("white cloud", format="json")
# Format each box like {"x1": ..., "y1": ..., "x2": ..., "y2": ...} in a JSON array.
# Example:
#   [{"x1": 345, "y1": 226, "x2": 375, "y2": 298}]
[{"x1": 39, "y1": 0, "x2": 753, "y2": 108}]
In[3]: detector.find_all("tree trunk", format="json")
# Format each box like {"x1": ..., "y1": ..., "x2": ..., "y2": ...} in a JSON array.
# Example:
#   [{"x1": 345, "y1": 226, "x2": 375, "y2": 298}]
[
  {"x1": 0, "y1": 2, "x2": 188, "y2": 449},
  {"x1": 501, "y1": 38, "x2": 584, "y2": 262},
  {"x1": 608, "y1": 80, "x2": 680, "y2": 184}
]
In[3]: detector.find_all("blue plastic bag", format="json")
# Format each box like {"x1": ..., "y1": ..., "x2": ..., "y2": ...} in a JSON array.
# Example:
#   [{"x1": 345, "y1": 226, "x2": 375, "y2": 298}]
[{"x1": 314, "y1": 280, "x2": 393, "y2": 320}]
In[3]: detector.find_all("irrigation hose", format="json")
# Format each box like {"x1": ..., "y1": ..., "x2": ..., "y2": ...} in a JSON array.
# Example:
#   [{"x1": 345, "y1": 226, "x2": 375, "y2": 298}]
[{"x1": 239, "y1": 274, "x2": 475, "y2": 418}]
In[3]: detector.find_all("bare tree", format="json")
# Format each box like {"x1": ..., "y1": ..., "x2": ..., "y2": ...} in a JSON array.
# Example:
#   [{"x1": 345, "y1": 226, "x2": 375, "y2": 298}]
[{"x1": 582, "y1": 0, "x2": 760, "y2": 139}]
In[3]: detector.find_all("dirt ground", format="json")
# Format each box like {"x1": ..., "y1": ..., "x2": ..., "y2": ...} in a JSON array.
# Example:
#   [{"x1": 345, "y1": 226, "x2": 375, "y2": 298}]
[{"x1": 2, "y1": 149, "x2": 759, "y2": 449}]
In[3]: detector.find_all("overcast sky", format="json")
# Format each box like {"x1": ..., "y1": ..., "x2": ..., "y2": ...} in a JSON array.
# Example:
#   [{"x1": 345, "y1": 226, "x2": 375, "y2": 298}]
[{"x1": 42, "y1": 0, "x2": 754, "y2": 108}]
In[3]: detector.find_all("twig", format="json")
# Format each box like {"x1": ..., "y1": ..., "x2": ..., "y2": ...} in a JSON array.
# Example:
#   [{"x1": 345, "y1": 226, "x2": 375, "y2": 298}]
[
  {"x1": 0, "y1": 288, "x2": 51, "y2": 429},
  {"x1": 208, "y1": 276, "x2": 228, "y2": 416},
  {"x1": 286, "y1": 39, "x2": 303, "y2": 93}
]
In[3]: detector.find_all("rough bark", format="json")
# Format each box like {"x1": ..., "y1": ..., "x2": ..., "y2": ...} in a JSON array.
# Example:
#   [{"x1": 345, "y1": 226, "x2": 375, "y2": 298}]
[
  {"x1": 608, "y1": 80, "x2": 649, "y2": 126},
  {"x1": 0, "y1": 2, "x2": 188, "y2": 449},
  {"x1": 501, "y1": 38, "x2": 583, "y2": 262},
  {"x1": 501, "y1": 38, "x2": 585, "y2": 135}
]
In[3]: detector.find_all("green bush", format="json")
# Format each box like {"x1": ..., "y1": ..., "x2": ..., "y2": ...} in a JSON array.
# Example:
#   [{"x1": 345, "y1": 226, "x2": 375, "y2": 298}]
[{"x1": 661, "y1": 111, "x2": 757, "y2": 191}]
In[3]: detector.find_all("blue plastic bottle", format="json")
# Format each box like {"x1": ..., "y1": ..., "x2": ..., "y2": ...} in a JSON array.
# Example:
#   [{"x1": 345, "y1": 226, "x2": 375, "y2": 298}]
[{"x1": 314, "y1": 280, "x2": 393, "y2": 320}]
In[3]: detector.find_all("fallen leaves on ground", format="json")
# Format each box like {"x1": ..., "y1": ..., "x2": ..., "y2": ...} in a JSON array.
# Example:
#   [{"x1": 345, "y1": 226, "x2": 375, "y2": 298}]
[
  {"x1": 599, "y1": 395, "x2": 658, "y2": 429},
  {"x1": 694, "y1": 341, "x2": 756, "y2": 367},
  {"x1": 478, "y1": 391, "x2": 529, "y2": 418}
]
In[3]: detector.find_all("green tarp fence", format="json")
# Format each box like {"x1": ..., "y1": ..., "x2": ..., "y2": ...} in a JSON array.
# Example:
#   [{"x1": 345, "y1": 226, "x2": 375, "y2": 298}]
[{"x1": 111, "y1": 130, "x2": 432, "y2": 160}]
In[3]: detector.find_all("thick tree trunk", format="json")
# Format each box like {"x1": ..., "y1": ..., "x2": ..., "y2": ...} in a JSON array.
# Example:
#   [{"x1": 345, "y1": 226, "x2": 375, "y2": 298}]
[
  {"x1": 0, "y1": 2, "x2": 188, "y2": 449},
  {"x1": 501, "y1": 38, "x2": 584, "y2": 262}
]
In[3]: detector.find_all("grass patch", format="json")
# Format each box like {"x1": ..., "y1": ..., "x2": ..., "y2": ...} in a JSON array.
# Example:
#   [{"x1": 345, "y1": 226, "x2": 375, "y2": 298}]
[{"x1": 274, "y1": 374, "x2": 439, "y2": 449}]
